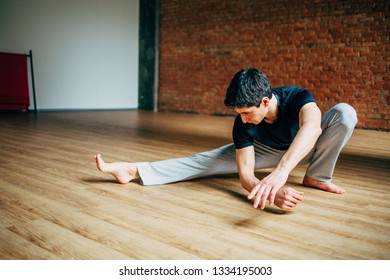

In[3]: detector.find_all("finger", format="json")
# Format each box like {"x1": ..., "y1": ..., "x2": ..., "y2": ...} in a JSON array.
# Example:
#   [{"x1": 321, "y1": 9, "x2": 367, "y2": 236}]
[
  {"x1": 287, "y1": 196, "x2": 300, "y2": 205},
  {"x1": 281, "y1": 203, "x2": 293, "y2": 211},
  {"x1": 284, "y1": 200, "x2": 296, "y2": 209},
  {"x1": 285, "y1": 195, "x2": 297, "y2": 204},
  {"x1": 293, "y1": 190, "x2": 304, "y2": 196},
  {"x1": 286, "y1": 188, "x2": 303, "y2": 200},
  {"x1": 247, "y1": 184, "x2": 261, "y2": 200},
  {"x1": 291, "y1": 191, "x2": 304, "y2": 201},
  {"x1": 260, "y1": 187, "x2": 272, "y2": 209},
  {"x1": 253, "y1": 186, "x2": 265, "y2": 209},
  {"x1": 286, "y1": 187, "x2": 304, "y2": 195},
  {"x1": 268, "y1": 188, "x2": 279, "y2": 207}
]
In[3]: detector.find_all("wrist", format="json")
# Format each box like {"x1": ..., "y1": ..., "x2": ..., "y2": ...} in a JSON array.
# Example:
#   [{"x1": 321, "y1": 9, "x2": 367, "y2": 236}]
[
  {"x1": 274, "y1": 162, "x2": 292, "y2": 174},
  {"x1": 240, "y1": 174, "x2": 260, "y2": 192}
]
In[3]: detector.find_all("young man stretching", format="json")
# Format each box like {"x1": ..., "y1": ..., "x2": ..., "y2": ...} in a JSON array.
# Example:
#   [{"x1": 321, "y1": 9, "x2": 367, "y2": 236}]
[{"x1": 95, "y1": 68, "x2": 357, "y2": 211}]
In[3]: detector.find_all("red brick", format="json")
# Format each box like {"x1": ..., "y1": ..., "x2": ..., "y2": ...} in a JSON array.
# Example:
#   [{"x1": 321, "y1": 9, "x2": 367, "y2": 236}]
[{"x1": 158, "y1": 0, "x2": 389, "y2": 130}]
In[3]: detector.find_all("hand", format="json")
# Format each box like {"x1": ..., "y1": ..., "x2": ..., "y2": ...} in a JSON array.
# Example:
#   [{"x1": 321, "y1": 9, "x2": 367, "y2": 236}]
[
  {"x1": 273, "y1": 187, "x2": 304, "y2": 210},
  {"x1": 247, "y1": 170, "x2": 289, "y2": 209}
]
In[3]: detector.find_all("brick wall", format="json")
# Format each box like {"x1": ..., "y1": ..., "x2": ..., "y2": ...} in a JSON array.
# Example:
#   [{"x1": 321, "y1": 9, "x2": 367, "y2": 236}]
[{"x1": 158, "y1": 0, "x2": 389, "y2": 130}]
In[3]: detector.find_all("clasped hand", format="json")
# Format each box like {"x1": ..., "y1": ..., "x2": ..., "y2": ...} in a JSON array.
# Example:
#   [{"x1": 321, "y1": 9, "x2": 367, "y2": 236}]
[{"x1": 247, "y1": 170, "x2": 304, "y2": 210}]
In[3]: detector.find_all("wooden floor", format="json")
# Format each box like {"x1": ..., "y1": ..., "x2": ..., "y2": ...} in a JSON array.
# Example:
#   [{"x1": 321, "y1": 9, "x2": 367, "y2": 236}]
[{"x1": 0, "y1": 110, "x2": 389, "y2": 260}]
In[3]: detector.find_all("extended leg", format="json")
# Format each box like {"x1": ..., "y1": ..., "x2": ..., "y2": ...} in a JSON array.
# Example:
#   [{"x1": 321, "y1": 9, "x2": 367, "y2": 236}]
[
  {"x1": 138, "y1": 140, "x2": 289, "y2": 186},
  {"x1": 137, "y1": 144, "x2": 238, "y2": 185}
]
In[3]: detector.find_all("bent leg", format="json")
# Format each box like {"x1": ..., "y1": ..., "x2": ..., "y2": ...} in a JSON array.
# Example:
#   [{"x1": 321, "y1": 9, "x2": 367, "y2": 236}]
[
  {"x1": 305, "y1": 103, "x2": 357, "y2": 189},
  {"x1": 137, "y1": 144, "x2": 238, "y2": 185}
]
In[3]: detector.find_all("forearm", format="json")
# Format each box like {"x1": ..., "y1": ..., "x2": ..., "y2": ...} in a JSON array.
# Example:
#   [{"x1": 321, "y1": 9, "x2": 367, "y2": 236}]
[
  {"x1": 276, "y1": 124, "x2": 321, "y2": 174},
  {"x1": 239, "y1": 171, "x2": 261, "y2": 193},
  {"x1": 235, "y1": 146, "x2": 260, "y2": 193}
]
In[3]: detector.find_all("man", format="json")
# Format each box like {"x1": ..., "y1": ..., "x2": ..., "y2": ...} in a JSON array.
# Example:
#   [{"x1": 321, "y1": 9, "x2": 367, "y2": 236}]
[{"x1": 95, "y1": 68, "x2": 357, "y2": 211}]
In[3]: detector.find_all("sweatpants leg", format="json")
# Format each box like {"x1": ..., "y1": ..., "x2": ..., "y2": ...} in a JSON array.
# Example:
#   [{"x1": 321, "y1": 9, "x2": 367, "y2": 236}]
[
  {"x1": 137, "y1": 141, "x2": 286, "y2": 186},
  {"x1": 253, "y1": 140, "x2": 287, "y2": 169},
  {"x1": 137, "y1": 144, "x2": 238, "y2": 185},
  {"x1": 305, "y1": 103, "x2": 357, "y2": 181}
]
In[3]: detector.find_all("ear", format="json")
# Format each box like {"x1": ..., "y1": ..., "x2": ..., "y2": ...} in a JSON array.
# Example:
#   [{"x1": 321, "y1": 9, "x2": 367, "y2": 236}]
[{"x1": 261, "y1": 97, "x2": 270, "y2": 107}]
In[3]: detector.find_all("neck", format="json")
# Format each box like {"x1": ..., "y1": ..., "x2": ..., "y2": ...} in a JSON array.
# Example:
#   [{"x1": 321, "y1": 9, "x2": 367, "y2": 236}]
[{"x1": 264, "y1": 94, "x2": 278, "y2": 123}]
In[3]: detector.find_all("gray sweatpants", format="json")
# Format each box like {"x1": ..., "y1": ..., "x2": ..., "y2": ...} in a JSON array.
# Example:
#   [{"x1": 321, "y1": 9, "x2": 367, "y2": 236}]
[{"x1": 137, "y1": 103, "x2": 358, "y2": 186}]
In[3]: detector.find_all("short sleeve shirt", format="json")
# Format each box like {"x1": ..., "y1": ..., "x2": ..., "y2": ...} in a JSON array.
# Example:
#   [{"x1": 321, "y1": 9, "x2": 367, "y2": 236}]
[{"x1": 232, "y1": 86, "x2": 316, "y2": 150}]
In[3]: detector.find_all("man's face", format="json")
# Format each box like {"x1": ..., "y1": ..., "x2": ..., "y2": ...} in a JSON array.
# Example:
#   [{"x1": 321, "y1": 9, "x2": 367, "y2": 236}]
[{"x1": 235, "y1": 104, "x2": 267, "y2": 125}]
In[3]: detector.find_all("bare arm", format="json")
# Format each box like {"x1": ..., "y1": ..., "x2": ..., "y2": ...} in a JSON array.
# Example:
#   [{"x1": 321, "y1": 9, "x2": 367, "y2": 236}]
[
  {"x1": 235, "y1": 145, "x2": 260, "y2": 193},
  {"x1": 248, "y1": 102, "x2": 322, "y2": 209}
]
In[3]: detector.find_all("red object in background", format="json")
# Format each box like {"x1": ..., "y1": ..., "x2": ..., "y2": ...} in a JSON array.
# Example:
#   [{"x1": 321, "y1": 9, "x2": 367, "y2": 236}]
[{"x1": 0, "y1": 52, "x2": 30, "y2": 110}]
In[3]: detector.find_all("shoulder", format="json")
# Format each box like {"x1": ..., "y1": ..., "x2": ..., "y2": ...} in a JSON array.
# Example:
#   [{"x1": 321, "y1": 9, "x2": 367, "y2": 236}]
[
  {"x1": 274, "y1": 86, "x2": 316, "y2": 117},
  {"x1": 273, "y1": 86, "x2": 314, "y2": 98},
  {"x1": 273, "y1": 86, "x2": 315, "y2": 103},
  {"x1": 233, "y1": 115, "x2": 255, "y2": 149}
]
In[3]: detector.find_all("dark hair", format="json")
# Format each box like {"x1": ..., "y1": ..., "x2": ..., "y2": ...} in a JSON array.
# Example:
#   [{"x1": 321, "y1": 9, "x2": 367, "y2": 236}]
[{"x1": 224, "y1": 68, "x2": 272, "y2": 108}]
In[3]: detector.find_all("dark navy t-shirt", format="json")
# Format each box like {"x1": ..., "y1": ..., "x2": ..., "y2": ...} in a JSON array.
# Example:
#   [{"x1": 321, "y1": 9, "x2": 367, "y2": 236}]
[{"x1": 232, "y1": 86, "x2": 316, "y2": 150}]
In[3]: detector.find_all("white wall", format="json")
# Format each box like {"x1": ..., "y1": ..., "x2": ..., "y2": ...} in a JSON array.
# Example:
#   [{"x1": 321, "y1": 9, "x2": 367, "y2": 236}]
[{"x1": 0, "y1": 0, "x2": 139, "y2": 110}]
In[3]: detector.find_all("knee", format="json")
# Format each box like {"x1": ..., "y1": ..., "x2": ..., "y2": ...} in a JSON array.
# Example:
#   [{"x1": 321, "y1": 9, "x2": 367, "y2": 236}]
[{"x1": 332, "y1": 103, "x2": 358, "y2": 130}]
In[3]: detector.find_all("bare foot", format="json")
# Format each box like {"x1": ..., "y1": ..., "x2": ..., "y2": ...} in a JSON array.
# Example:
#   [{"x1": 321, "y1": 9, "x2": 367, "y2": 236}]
[
  {"x1": 94, "y1": 154, "x2": 139, "y2": 184},
  {"x1": 303, "y1": 175, "x2": 346, "y2": 194}
]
